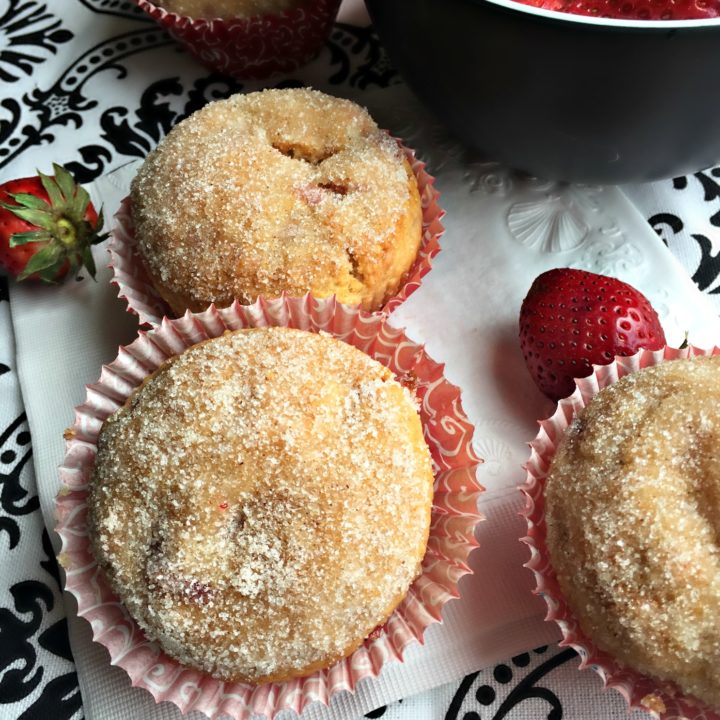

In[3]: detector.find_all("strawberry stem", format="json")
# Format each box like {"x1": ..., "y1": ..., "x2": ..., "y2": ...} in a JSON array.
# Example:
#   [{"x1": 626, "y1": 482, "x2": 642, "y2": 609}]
[{"x1": 56, "y1": 218, "x2": 76, "y2": 247}]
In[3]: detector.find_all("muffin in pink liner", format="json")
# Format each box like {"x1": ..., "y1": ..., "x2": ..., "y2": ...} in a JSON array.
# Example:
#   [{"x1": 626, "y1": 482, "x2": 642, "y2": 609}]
[
  {"x1": 133, "y1": 0, "x2": 342, "y2": 80},
  {"x1": 56, "y1": 294, "x2": 482, "y2": 720},
  {"x1": 108, "y1": 139, "x2": 443, "y2": 327},
  {"x1": 521, "y1": 345, "x2": 720, "y2": 720}
]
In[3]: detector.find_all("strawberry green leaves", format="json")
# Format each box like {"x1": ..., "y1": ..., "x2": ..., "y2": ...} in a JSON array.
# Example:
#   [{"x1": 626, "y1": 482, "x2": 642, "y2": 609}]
[{"x1": 0, "y1": 164, "x2": 106, "y2": 283}]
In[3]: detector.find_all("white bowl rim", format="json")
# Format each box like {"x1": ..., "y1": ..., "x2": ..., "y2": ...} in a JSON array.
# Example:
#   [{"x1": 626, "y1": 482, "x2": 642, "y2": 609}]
[{"x1": 477, "y1": 0, "x2": 720, "y2": 29}]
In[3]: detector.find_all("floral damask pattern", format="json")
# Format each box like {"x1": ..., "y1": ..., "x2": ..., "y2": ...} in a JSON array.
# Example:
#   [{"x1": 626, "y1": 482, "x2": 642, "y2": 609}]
[
  {"x1": 0, "y1": 0, "x2": 73, "y2": 83},
  {"x1": 0, "y1": 276, "x2": 81, "y2": 720}
]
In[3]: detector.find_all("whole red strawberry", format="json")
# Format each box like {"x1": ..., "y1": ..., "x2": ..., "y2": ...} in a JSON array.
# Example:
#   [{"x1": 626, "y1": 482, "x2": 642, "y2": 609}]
[
  {"x1": 0, "y1": 164, "x2": 105, "y2": 283},
  {"x1": 519, "y1": 268, "x2": 666, "y2": 400}
]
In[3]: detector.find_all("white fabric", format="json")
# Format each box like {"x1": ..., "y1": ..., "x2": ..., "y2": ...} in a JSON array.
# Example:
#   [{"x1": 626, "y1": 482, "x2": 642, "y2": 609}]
[{"x1": 9, "y1": 84, "x2": 720, "y2": 720}]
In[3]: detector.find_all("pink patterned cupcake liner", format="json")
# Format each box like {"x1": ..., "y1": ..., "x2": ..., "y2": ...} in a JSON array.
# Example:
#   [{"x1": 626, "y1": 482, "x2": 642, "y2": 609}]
[
  {"x1": 521, "y1": 344, "x2": 720, "y2": 720},
  {"x1": 108, "y1": 141, "x2": 444, "y2": 327},
  {"x1": 56, "y1": 294, "x2": 482, "y2": 720},
  {"x1": 133, "y1": 0, "x2": 342, "y2": 80}
]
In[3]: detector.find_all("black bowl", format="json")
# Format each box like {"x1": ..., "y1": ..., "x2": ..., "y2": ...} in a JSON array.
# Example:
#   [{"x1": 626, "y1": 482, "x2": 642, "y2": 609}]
[{"x1": 365, "y1": 0, "x2": 720, "y2": 183}]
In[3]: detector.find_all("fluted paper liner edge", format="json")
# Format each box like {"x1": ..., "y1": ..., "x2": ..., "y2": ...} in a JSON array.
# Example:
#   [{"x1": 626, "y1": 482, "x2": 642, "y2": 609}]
[{"x1": 133, "y1": 0, "x2": 342, "y2": 80}]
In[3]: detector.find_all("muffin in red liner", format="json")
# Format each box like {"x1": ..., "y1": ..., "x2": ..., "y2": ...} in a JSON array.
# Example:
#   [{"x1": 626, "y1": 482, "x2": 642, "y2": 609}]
[
  {"x1": 108, "y1": 141, "x2": 443, "y2": 327},
  {"x1": 133, "y1": 0, "x2": 341, "y2": 80},
  {"x1": 56, "y1": 294, "x2": 482, "y2": 720},
  {"x1": 521, "y1": 345, "x2": 720, "y2": 720}
]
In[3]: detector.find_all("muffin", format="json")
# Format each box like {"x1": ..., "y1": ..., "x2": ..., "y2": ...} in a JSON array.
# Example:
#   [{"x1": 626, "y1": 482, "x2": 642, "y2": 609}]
[
  {"x1": 543, "y1": 356, "x2": 720, "y2": 708},
  {"x1": 58, "y1": 297, "x2": 481, "y2": 718},
  {"x1": 87, "y1": 326, "x2": 435, "y2": 684},
  {"x1": 155, "y1": 0, "x2": 305, "y2": 17},
  {"x1": 134, "y1": 0, "x2": 341, "y2": 80},
  {"x1": 129, "y1": 88, "x2": 423, "y2": 315}
]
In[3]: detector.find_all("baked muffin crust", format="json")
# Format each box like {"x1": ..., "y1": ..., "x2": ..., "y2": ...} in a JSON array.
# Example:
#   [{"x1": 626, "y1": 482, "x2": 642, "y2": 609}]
[
  {"x1": 130, "y1": 88, "x2": 422, "y2": 314},
  {"x1": 154, "y1": 0, "x2": 305, "y2": 19},
  {"x1": 88, "y1": 327, "x2": 434, "y2": 683},
  {"x1": 545, "y1": 356, "x2": 720, "y2": 707}
]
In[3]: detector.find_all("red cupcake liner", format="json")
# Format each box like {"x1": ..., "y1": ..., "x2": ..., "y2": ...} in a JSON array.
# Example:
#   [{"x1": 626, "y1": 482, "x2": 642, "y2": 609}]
[
  {"x1": 56, "y1": 294, "x2": 482, "y2": 720},
  {"x1": 133, "y1": 0, "x2": 342, "y2": 80},
  {"x1": 521, "y1": 345, "x2": 720, "y2": 720},
  {"x1": 108, "y1": 141, "x2": 443, "y2": 327}
]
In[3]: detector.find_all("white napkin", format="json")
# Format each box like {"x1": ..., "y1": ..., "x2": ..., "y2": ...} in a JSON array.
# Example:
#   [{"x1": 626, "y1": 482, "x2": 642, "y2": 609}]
[{"x1": 9, "y1": 85, "x2": 720, "y2": 720}]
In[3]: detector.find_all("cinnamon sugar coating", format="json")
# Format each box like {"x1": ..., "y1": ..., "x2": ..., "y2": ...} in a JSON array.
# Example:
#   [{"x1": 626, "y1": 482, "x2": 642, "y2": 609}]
[
  {"x1": 154, "y1": 0, "x2": 305, "y2": 19},
  {"x1": 545, "y1": 357, "x2": 720, "y2": 707},
  {"x1": 130, "y1": 88, "x2": 422, "y2": 314},
  {"x1": 88, "y1": 328, "x2": 434, "y2": 683}
]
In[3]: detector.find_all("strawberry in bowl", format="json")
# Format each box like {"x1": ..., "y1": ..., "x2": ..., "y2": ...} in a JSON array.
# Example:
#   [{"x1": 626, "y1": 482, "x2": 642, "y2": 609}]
[
  {"x1": 366, "y1": 0, "x2": 720, "y2": 183},
  {"x1": 522, "y1": 0, "x2": 720, "y2": 19}
]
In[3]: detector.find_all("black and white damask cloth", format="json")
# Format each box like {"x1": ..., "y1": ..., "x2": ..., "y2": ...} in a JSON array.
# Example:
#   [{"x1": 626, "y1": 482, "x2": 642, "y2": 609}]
[
  {"x1": 1, "y1": 1, "x2": 719, "y2": 719},
  {"x1": 0, "y1": 277, "x2": 82, "y2": 720}
]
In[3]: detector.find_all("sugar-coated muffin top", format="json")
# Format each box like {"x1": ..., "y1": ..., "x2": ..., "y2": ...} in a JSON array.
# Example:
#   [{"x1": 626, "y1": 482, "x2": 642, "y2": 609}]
[
  {"x1": 88, "y1": 327, "x2": 434, "y2": 683},
  {"x1": 130, "y1": 88, "x2": 421, "y2": 314},
  {"x1": 154, "y1": 0, "x2": 306, "y2": 19},
  {"x1": 545, "y1": 356, "x2": 720, "y2": 707}
]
